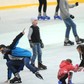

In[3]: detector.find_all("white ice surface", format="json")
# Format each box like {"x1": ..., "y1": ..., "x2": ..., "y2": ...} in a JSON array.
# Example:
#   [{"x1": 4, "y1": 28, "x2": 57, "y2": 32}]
[{"x1": 0, "y1": 3, "x2": 84, "y2": 84}]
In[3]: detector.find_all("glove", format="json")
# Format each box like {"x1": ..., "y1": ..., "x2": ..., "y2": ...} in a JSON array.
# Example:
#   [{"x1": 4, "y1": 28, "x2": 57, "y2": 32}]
[
  {"x1": 70, "y1": 15, "x2": 74, "y2": 19},
  {"x1": 75, "y1": 2, "x2": 79, "y2": 6},
  {"x1": 40, "y1": 40, "x2": 44, "y2": 48},
  {"x1": 29, "y1": 40, "x2": 34, "y2": 48}
]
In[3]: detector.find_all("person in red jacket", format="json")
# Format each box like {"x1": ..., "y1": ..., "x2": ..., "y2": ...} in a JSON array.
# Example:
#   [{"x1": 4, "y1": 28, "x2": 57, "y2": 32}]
[{"x1": 57, "y1": 59, "x2": 78, "y2": 84}]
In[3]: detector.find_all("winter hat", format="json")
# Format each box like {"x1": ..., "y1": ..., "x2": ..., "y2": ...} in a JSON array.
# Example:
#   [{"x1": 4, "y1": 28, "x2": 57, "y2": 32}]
[{"x1": 31, "y1": 17, "x2": 38, "y2": 22}]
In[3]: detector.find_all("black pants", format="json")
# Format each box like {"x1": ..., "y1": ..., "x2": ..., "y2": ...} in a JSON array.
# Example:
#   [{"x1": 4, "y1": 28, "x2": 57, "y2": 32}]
[
  {"x1": 79, "y1": 59, "x2": 84, "y2": 67},
  {"x1": 60, "y1": 73, "x2": 68, "y2": 84},
  {"x1": 55, "y1": 0, "x2": 60, "y2": 13},
  {"x1": 6, "y1": 60, "x2": 24, "y2": 75},
  {"x1": 38, "y1": 0, "x2": 47, "y2": 13}
]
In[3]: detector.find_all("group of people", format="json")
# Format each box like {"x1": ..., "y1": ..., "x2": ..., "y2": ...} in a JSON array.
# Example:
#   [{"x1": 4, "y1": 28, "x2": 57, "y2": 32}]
[
  {"x1": 57, "y1": 45, "x2": 84, "y2": 84},
  {"x1": 38, "y1": 0, "x2": 84, "y2": 46},
  {"x1": 0, "y1": 18, "x2": 47, "y2": 83},
  {"x1": 0, "y1": 0, "x2": 84, "y2": 84},
  {"x1": 37, "y1": 0, "x2": 62, "y2": 20}
]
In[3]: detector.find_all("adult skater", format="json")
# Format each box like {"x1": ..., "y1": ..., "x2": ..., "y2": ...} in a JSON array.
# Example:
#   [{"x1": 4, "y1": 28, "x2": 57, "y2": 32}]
[
  {"x1": 76, "y1": 45, "x2": 84, "y2": 71},
  {"x1": 28, "y1": 18, "x2": 47, "y2": 70},
  {"x1": 38, "y1": 0, "x2": 50, "y2": 20},
  {"x1": 57, "y1": 59, "x2": 78, "y2": 84},
  {"x1": 54, "y1": 0, "x2": 62, "y2": 20},
  {"x1": 0, "y1": 29, "x2": 43, "y2": 83},
  {"x1": 3, "y1": 52, "x2": 24, "y2": 83},
  {"x1": 59, "y1": 0, "x2": 84, "y2": 46}
]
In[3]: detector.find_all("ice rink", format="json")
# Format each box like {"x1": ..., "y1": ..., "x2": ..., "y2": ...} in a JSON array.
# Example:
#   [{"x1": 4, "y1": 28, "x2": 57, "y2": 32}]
[{"x1": 0, "y1": 3, "x2": 84, "y2": 84}]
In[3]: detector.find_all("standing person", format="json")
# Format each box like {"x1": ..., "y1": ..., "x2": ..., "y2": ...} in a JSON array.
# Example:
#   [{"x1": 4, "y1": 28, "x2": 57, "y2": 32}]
[
  {"x1": 76, "y1": 45, "x2": 84, "y2": 71},
  {"x1": 38, "y1": 0, "x2": 50, "y2": 20},
  {"x1": 59, "y1": 0, "x2": 84, "y2": 46},
  {"x1": 28, "y1": 18, "x2": 47, "y2": 70},
  {"x1": 57, "y1": 59, "x2": 78, "y2": 84},
  {"x1": 54, "y1": 0, "x2": 62, "y2": 20},
  {"x1": 0, "y1": 30, "x2": 43, "y2": 83}
]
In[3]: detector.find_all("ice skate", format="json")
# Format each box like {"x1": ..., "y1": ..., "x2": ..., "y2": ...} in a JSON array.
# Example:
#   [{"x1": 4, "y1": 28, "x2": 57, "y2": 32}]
[
  {"x1": 54, "y1": 15, "x2": 62, "y2": 20},
  {"x1": 58, "y1": 80, "x2": 62, "y2": 84},
  {"x1": 10, "y1": 77, "x2": 22, "y2": 83},
  {"x1": 35, "y1": 71, "x2": 43, "y2": 80},
  {"x1": 68, "y1": 80, "x2": 73, "y2": 84},
  {"x1": 64, "y1": 40, "x2": 74, "y2": 46},
  {"x1": 76, "y1": 38, "x2": 84, "y2": 44},
  {"x1": 42, "y1": 15, "x2": 50, "y2": 20},
  {"x1": 38, "y1": 16, "x2": 43, "y2": 20},
  {"x1": 38, "y1": 62, "x2": 47, "y2": 70}
]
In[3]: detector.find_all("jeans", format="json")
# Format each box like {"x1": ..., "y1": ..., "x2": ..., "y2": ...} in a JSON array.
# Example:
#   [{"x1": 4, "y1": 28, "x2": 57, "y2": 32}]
[
  {"x1": 63, "y1": 18, "x2": 78, "y2": 39},
  {"x1": 24, "y1": 57, "x2": 37, "y2": 73},
  {"x1": 31, "y1": 43, "x2": 42, "y2": 64},
  {"x1": 8, "y1": 68, "x2": 12, "y2": 80}
]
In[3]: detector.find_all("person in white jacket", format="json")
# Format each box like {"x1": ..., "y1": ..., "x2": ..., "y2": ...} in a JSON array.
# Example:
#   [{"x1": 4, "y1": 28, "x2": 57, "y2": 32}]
[{"x1": 59, "y1": 0, "x2": 84, "y2": 46}]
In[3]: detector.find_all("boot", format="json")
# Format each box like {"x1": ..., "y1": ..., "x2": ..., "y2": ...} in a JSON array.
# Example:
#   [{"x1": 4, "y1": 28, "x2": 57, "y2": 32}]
[
  {"x1": 64, "y1": 40, "x2": 74, "y2": 46},
  {"x1": 58, "y1": 80, "x2": 62, "y2": 84},
  {"x1": 10, "y1": 77, "x2": 22, "y2": 83},
  {"x1": 10, "y1": 72, "x2": 22, "y2": 83},
  {"x1": 76, "y1": 38, "x2": 84, "y2": 44},
  {"x1": 38, "y1": 62, "x2": 47, "y2": 70},
  {"x1": 75, "y1": 36, "x2": 84, "y2": 44}
]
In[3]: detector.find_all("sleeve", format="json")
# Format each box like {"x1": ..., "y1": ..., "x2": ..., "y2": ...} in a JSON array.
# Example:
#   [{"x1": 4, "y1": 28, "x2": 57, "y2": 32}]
[
  {"x1": 59, "y1": 0, "x2": 70, "y2": 17},
  {"x1": 28, "y1": 27, "x2": 33, "y2": 41},
  {"x1": 68, "y1": 4, "x2": 76, "y2": 8},
  {"x1": 9, "y1": 32, "x2": 24, "y2": 49},
  {"x1": 3, "y1": 53, "x2": 9, "y2": 60},
  {"x1": 69, "y1": 64, "x2": 78, "y2": 72}
]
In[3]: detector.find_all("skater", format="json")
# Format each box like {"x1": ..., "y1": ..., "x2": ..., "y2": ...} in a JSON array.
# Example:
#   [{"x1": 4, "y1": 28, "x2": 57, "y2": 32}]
[
  {"x1": 54, "y1": 0, "x2": 62, "y2": 20},
  {"x1": 76, "y1": 45, "x2": 84, "y2": 71},
  {"x1": 28, "y1": 18, "x2": 47, "y2": 70},
  {"x1": 57, "y1": 59, "x2": 78, "y2": 84},
  {"x1": 59, "y1": 0, "x2": 84, "y2": 46},
  {"x1": 38, "y1": 0, "x2": 50, "y2": 20},
  {"x1": 0, "y1": 29, "x2": 43, "y2": 83},
  {"x1": 3, "y1": 53, "x2": 24, "y2": 83}
]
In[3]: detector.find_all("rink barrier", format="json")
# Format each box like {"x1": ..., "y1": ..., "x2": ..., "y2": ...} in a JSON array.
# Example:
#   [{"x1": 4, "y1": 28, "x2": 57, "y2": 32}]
[{"x1": 0, "y1": 1, "x2": 84, "y2": 10}]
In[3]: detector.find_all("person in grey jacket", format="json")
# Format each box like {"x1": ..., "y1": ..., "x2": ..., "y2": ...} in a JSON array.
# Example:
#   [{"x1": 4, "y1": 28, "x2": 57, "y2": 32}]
[{"x1": 59, "y1": 0, "x2": 84, "y2": 46}]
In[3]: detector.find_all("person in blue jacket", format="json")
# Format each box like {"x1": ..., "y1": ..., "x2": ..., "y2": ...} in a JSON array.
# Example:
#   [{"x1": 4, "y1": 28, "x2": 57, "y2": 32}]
[{"x1": 0, "y1": 29, "x2": 43, "y2": 83}]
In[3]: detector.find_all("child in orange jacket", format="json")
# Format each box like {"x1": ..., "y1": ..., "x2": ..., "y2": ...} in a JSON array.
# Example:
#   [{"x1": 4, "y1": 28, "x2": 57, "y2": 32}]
[{"x1": 57, "y1": 59, "x2": 78, "y2": 84}]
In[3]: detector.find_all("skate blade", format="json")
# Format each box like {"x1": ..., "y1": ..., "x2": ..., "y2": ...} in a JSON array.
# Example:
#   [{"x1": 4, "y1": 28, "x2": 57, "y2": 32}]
[
  {"x1": 9, "y1": 81, "x2": 22, "y2": 84},
  {"x1": 38, "y1": 68, "x2": 47, "y2": 70}
]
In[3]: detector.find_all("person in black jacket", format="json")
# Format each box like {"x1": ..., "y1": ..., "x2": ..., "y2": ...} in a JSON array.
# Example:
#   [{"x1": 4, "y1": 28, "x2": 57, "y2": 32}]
[
  {"x1": 76, "y1": 45, "x2": 84, "y2": 71},
  {"x1": 54, "y1": 0, "x2": 62, "y2": 20},
  {"x1": 28, "y1": 18, "x2": 47, "y2": 70},
  {"x1": 0, "y1": 29, "x2": 43, "y2": 83},
  {"x1": 38, "y1": 0, "x2": 50, "y2": 20}
]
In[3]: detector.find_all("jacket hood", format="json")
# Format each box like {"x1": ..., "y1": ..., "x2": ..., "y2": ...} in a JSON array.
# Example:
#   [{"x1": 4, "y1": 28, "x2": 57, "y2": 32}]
[{"x1": 60, "y1": 60, "x2": 71, "y2": 68}]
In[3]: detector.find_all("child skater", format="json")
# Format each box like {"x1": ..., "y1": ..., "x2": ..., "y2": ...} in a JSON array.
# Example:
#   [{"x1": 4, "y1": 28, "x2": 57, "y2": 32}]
[
  {"x1": 76, "y1": 45, "x2": 84, "y2": 71},
  {"x1": 57, "y1": 59, "x2": 78, "y2": 84}
]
